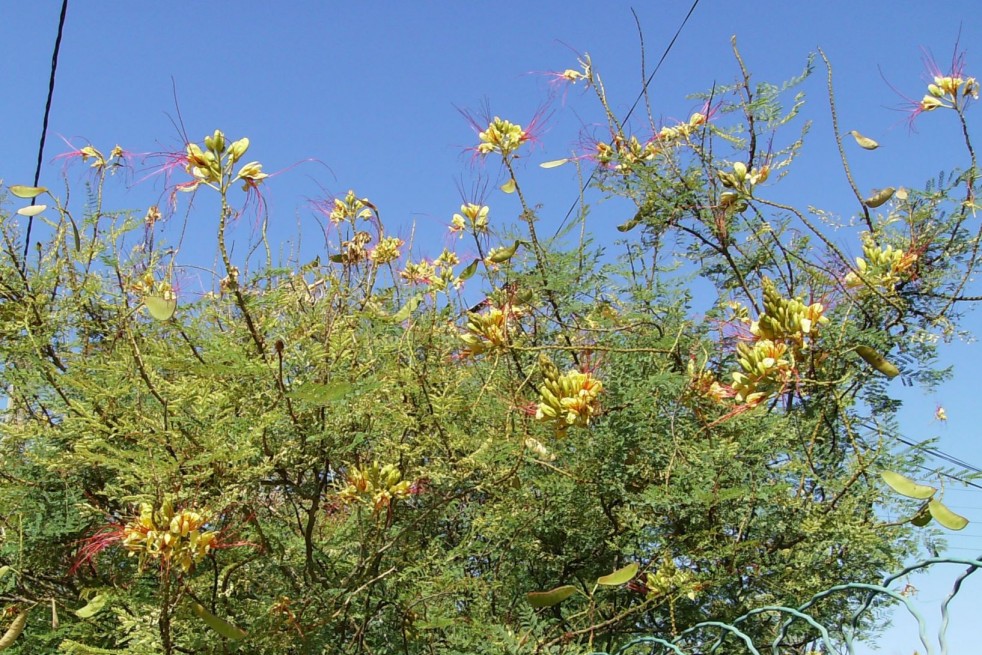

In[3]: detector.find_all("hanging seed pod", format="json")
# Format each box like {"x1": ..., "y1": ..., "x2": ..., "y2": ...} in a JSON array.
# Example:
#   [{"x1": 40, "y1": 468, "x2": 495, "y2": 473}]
[
  {"x1": 864, "y1": 187, "x2": 896, "y2": 208},
  {"x1": 910, "y1": 504, "x2": 933, "y2": 527},
  {"x1": 855, "y1": 345, "x2": 900, "y2": 378},
  {"x1": 880, "y1": 470, "x2": 936, "y2": 499},
  {"x1": 848, "y1": 130, "x2": 880, "y2": 150},
  {"x1": 928, "y1": 499, "x2": 969, "y2": 530},
  {"x1": 488, "y1": 240, "x2": 522, "y2": 263},
  {"x1": 0, "y1": 609, "x2": 29, "y2": 651}
]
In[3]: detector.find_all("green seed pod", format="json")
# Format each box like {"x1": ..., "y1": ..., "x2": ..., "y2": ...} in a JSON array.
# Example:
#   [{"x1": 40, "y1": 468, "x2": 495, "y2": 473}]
[
  {"x1": 855, "y1": 345, "x2": 900, "y2": 378},
  {"x1": 864, "y1": 187, "x2": 896, "y2": 208},
  {"x1": 0, "y1": 609, "x2": 29, "y2": 651}
]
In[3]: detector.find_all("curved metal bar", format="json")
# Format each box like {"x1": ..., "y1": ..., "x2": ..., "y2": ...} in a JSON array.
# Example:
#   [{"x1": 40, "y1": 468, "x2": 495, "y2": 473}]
[
  {"x1": 938, "y1": 558, "x2": 982, "y2": 655},
  {"x1": 586, "y1": 557, "x2": 982, "y2": 655}
]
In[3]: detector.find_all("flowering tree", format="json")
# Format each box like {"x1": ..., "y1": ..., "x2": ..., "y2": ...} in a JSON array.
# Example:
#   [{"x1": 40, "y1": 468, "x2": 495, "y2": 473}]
[{"x1": 0, "y1": 41, "x2": 977, "y2": 654}]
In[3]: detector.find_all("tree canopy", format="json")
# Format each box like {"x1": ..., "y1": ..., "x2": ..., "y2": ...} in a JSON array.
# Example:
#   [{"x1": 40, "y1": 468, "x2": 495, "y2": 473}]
[{"x1": 0, "y1": 42, "x2": 978, "y2": 654}]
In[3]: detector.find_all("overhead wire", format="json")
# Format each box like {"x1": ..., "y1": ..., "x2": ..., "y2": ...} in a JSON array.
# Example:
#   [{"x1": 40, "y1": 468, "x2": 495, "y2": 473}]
[
  {"x1": 21, "y1": 0, "x2": 70, "y2": 273},
  {"x1": 550, "y1": 0, "x2": 702, "y2": 240}
]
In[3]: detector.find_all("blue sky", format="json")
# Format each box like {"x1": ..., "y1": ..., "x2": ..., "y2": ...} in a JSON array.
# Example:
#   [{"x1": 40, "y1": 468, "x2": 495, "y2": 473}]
[{"x1": 2, "y1": 2, "x2": 981, "y2": 653}]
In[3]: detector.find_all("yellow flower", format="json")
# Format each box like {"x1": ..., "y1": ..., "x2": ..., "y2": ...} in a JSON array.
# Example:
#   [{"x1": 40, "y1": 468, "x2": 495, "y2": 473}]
[
  {"x1": 370, "y1": 236, "x2": 403, "y2": 264},
  {"x1": 478, "y1": 117, "x2": 527, "y2": 157},
  {"x1": 453, "y1": 203, "x2": 489, "y2": 234}
]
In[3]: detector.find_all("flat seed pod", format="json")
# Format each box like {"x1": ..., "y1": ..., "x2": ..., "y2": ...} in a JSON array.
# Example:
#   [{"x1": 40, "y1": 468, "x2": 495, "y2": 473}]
[
  {"x1": 864, "y1": 187, "x2": 896, "y2": 208},
  {"x1": 391, "y1": 293, "x2": 423, "y2": 323},
  {"x1": 75, "y1": 594, "x2": 108, "y2": 619},
  {"x1": 527, "y1": 585, "x2": 577, "y2": 608},
  {"x1": 880, "y1": 470, "x2": 936, "y2": 499},
  {"x1": 855, "y1": 345, "x2": 900, "y2": 378},
  {"x1": 459, "y1": 258, "x2": 480, "y2": 281},
  {"x1": 596, "y1": 562, "x2": 638, "y2": 586},
  {"x1": 489, "y1": 241, "x2": 521, "y2": 263},
  {"x1": 911, "y1": 504, "x2": 933, "y2": 527},
  {"x1": 617, "y1": 214, "x2": 642, "y2": 232},
  {"x1": 144, "y1": 295, "x2": 177, "y2": 321},
  {"x1": 8, "y1": 185, "x2": 47, "y2": 199},
  {"x1": 16, "y1": 204, "x2": 46, "y2": 217},
  {"x1": 928, "y1": 499, "x2": 969, "y2": 530},
  {"x1": 849, "y1": 130, "x2": 879, "y2": 150},
  {"x1": 0, "y1": 609, "x2": 29, "y2": 650},
  {"x1": 191, "y1": 601, "x2": 247, "y2": 640}
]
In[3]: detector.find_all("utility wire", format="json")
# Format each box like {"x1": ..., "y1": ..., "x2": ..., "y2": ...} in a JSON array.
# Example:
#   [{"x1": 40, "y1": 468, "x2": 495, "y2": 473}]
[
  {"x1": 550, "y1": 0, "x2": 701, "y2": 240},
  {"x1": 22, "y1": 0, "x2": 69, "y2": 272}
]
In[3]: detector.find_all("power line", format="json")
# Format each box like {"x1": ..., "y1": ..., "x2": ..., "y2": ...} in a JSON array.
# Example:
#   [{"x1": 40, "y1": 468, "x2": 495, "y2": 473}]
[
  {"x1": 21, "y1": 0, "x2": 69, "y2": 273},
  {"x1": 550, "y1": 0, "x2": 701, "y2": 240}
]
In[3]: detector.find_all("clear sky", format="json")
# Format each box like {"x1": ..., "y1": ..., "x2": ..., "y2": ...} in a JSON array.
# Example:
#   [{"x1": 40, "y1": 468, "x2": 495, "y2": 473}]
[{"x1": 2, "y1": 2, "x2": 981, "y2": 653}]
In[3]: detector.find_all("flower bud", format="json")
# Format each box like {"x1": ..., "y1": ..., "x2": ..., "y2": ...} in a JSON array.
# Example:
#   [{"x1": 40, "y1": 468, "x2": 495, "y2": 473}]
[
  {"x1": 205, "y1": 129, "x2": 226, "y2": 154},
  {"x1": 228, "y1": 137, "x2": 250, "y2": 163}
]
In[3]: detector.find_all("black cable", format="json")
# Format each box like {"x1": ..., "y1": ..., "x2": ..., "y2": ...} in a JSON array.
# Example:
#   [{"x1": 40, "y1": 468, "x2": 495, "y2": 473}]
[
  {"x1": 550, "y1": 0, "x2": 701, "y2": 240},
  {"x1": 21, "y1": 0, "x2": 69, "y2": 272}
]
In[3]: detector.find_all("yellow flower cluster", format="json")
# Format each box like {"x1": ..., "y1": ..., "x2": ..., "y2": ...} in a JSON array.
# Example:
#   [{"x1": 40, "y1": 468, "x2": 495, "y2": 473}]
[
  {"x1": 656, "y1": 112, "x2": 707, "y2": 143},
  {"x1": 751, "y1": 277, "x2": 829, "y2": 344},
  {"x1": 730, "y1": 340, "x2": 793, "y2": 405},
  {"x1": 921, "y1": 72, "x2": 979, "y2": 112},
  {"x1": 329, "y1": 190, "x2": 375, "y2": 225},
  {"x1": 400, "y1": 252, "x2": 463, "y2": 292},
  {"x1": 339, "y1": 462, "x2": 412, "y2": 511},
  {"x1": 594, "y1": 134, "x2": 659, "y2": 172},
  {"x1": 182, "y1": 129, "x2": 265, "y2": 193},
  {"x1": 460, "y1": 307, "x2": 511, "y2": 357},
  {"x1": 717, "y1": 160, "x2": 769, "y2": 204},
  {"x1": 686, "y1": 356, "x2": 729, "y2": 403},
  {"x1": 535, "y1": 355, "x2": 603, "y2": 437},
  {"x1": 450, "y1": 203, "x2": 490, "y2": 235},
  {"x1": 370, "y1": 236, "x2": 403, "y2": 265},
  {"x1": 726, "y1": 278, "x2": 829, "y2": 406},
  {"x1": 122, "y1": 502, "x2": 217, "y2": 573},
  {"x1": 844, "y1": 236, "x2": 917, "y2": 292},
  {"x1": 477, "y1": 117, "x2": 527, "y2": 157},
  {"x1": 76, "y1": 144, "x2": 125, "y2": 172}
]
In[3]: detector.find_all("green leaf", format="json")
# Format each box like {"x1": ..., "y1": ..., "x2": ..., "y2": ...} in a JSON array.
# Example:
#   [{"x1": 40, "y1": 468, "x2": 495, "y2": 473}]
[
  {"x1": 289, "y1": 381, "x2": 354, "y2": 404},
  {"x1": 391, "y1": 293, "x2": 423, "y2": 322},
  {"x1": 500, "y1": 178, "x2": 516, "y2": 194},
  {"x1": 0, "y1": 566, "x2": 11, "y2": 583},
  {"x1": 596, "y1": 562, "x2": 638, "y2": 586},
  {"x1": 75, "y1": 594, "x2": 108, "y2": 619},
  {"x1": 9, "y1": 185, "x2": 47, "y2": 199},
  {"x1": 459, "y1": 258, "x2": 480, "y2": 281},
  {"x1": 539, "y1": 158, "x2": 569, "y2": 168},
  {"x1": 144, "y1": 295, "x2": 177, "y2": 321},
  {"x1": 415, "y1": 617, "x2": 455, "y2": 630},
  {"x1": 191, "y1": 601, "x2": 247, "y2": 640},
  {"x1": 527, "y1": 585, "x2": 577, "y2": 608},
  {"x1": 928, "y1": 499, "x2": 969, "y2": 530},
  {"x1": 880, "y1": 471, "x2": 936, "y2": 499}
]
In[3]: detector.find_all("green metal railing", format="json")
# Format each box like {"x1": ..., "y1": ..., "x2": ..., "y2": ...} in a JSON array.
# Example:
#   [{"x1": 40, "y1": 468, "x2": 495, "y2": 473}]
[{"x1": 590, "y1": 555, "x2": 982, "y2": 655}]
